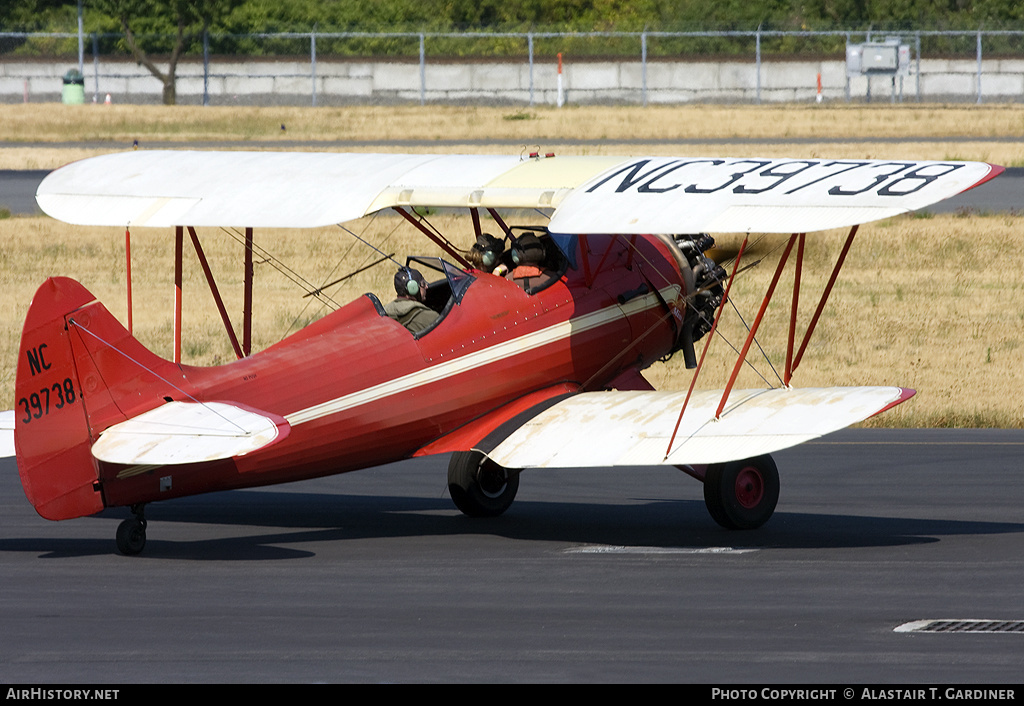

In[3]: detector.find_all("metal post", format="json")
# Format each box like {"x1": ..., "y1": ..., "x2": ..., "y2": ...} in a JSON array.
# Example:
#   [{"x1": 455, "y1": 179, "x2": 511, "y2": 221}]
[
  {"x1": 641, "y1": 31, "x2": 648, "y2": 107},
  {"x1": 755, "y1": 27, "x2": 762, "y2": 105},
  {"x1": 419, "y1": 33, "x2": 426, "y2": 106},
  {"x1": 202, "y1": 28, "x2": 209, "y2": 107},
  {"x1": 915, "y1": 32, "x2": 921, "y2": 102},
  {"x1": 866, "y1": 28, "x2": 872, "y2": 103},
  {"x1": 311, "y1": 31, "x2": 318, "y2": 107},
  {"x1": 845, "y1": 32, "x2": 851, "y2": 102},
  {"x1": 976, "y1": 30, "x2": 983, "y2": 105},
  {"x1": 528, "y1": 33, "x2": 534, "y2": 107},
  {"x1": 76, "y1": 0, "x2": 84, "y2": 74},
  {"x1": 91, "y1": 32, "x2": 100, "y2": 103}
]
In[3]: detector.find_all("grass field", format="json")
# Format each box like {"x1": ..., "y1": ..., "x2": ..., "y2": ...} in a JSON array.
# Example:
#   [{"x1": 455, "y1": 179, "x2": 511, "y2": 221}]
[
  {"x1": 1, "y1": 103, "x2": 1022, "y2": 426},
  {"x1": 3, "y1": 103, "x2": 1024, "y2": 143},
  {"x1": 3, "y1": 103, "x2": 1024, "y2": 168}
]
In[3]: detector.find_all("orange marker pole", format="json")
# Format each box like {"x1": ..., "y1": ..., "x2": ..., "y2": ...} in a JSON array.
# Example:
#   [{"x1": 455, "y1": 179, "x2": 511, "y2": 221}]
[
  {"x1": 125, "y1": 227, "x2": 133, "y2": 335},
  {"x1": 557, "y1": 52, "x2": 564, "y2": 107},
  {"x1": 173, "y1": 225, "x2": 182, "y2": 364}
]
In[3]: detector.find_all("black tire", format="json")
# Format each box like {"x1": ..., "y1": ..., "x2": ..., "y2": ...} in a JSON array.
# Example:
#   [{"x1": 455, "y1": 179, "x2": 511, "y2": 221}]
[
  {"x1": 448, "y1": 451, "x2": 519, "y2": 518},
  {"x1": 116, "y1": 518, "x2": 147, "y2": 555},
  {"x1": 703, "y1": 454, "x2": 779, "y2": 530}
]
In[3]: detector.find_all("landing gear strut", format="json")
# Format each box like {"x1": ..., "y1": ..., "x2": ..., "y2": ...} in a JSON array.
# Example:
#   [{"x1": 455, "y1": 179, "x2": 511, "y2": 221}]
[
  {"x1": 448, "y1": 451, "x2": 519, "y2": 518},
  {"x1": 703, "y1": 455, "x2": 779, "y2": 530},
  {"x1": 116, "y1": 504, "x2": 147, "y2": 555}
]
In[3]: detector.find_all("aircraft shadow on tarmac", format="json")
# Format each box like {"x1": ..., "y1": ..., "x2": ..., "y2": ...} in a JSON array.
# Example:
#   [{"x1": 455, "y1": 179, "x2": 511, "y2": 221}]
[{"x1": 5, "y1": 485, "x2": 1022, "y2": 561}]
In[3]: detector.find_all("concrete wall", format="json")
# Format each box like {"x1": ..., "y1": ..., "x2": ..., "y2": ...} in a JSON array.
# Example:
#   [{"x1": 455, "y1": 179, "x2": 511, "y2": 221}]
[{"x1": 2, "y1": 57, "x2": 1021, "y2": 105}]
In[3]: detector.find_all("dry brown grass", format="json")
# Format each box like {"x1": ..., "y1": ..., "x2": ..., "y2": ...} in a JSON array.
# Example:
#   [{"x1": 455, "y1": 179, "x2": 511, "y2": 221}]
[
  {"x1": 2, "y1": 103, "x2": 1024, "y2": 169},
  {"x1": 2, "y1": 211, "x2": 1022, "y2": 427},
  {"x1": 2, "y1": 103, "x2": 1022, "y2": 426},
  {"x1": 2, "y1": 103, "x2": 1024, "y2": 143},
  {"x1": 647, "y1": 216, "x2": 1024, "y2": 428},
  {"x1": 6, "y1": 140, "x2": 1024, "y2": 172}
]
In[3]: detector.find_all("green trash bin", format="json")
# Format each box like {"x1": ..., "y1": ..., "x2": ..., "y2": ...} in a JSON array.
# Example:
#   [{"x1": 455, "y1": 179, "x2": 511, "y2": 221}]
[{"x1": 61, "y1": 69, "x2": 85, "y2": 105}]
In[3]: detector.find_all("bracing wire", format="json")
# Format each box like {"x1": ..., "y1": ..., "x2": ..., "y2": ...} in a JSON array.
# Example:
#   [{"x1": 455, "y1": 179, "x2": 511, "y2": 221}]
[
  {"x1": 280, "y1": 212, "x2": 404, "y2": 339},
  {"x1": 218, "y1": 226, "x2": 341, "y2": 310},
  {"x1": 69, "y1": 320, "x2": 249, "y2": 435},
  {"x1": 338, "y1": 223, "x2": 406, "y2": 270},
  {"x1": 623, "y1": 232, "x2": 785, "y2": 390},
  {"x1": 708, "y1": 234, "x2": 792, "y2": 388}
]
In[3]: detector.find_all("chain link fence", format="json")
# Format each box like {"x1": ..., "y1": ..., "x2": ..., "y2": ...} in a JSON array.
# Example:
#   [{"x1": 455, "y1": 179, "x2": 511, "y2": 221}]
[{"x1": 3, "y1": 29, "x2": 1024, "y2": 105}]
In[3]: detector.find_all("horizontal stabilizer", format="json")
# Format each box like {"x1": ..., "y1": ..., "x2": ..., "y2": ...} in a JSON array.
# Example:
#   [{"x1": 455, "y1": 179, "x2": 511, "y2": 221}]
[
  {"x1": 486, "y1": 386, "x2": 913, "y2": 468},
  {"x1": 91, "y1": 401, "x2": 287, "y2": 466}
]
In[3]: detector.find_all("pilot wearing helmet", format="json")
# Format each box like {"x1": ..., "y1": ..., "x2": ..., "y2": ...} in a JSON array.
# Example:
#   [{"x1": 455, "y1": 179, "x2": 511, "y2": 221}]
[{"x1": 385, "y1": 267, "x2": 438, "y2": 334}]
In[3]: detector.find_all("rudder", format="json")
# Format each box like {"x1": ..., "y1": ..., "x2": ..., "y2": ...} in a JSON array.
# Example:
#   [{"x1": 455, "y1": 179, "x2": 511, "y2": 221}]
[
  {"x1": 15, "y1": 277, "x2": 185, "y2": 521},
  {"x1": 16, "y1": 278, "x2": 103, "y2": 520}
]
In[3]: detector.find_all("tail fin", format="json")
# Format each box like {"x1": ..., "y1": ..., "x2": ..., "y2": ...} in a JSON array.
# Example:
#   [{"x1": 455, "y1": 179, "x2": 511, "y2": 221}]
[{"x1": 15, "y1": 277, "x2": 183, "y2": 520}]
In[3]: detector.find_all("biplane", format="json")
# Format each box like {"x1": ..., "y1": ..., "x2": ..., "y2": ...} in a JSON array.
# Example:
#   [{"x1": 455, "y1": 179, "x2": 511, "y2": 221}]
[{"x1": 2, "y1": 150, "x2": 1002, "y2": 555}]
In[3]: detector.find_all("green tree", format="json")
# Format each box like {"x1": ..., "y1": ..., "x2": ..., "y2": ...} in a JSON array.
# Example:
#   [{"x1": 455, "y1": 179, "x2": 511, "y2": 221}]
[
  {"x1": 93, "y1": 0, "x2": 240, "y2": 104},
  {"x1": 0, "y1": 0, "x2": 78, "y2": 30},
  {"x1": 0, "y1": 0, "x2": 79, "y2": 53}
]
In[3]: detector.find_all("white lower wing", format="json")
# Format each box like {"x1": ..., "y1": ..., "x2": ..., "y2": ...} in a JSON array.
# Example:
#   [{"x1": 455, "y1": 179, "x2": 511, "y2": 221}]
[
  {"x1": 91, "y1": 401, "x2": 286, "y2": 465},
  {"x1": 486, "y1": 386, "x2": 913, "y2": 468}
]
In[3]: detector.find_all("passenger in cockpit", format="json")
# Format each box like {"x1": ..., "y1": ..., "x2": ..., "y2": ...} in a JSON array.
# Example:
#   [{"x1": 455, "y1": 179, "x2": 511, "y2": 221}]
[
  {"x1": 508, "y1": 233, "x2": 558, "y2": 292},
  {"x1": 385, "y1": 268, "x2": 439, "y2": 334},
  {"x1": 467, "y1": 233, "x2": 508, "y2": 276}
]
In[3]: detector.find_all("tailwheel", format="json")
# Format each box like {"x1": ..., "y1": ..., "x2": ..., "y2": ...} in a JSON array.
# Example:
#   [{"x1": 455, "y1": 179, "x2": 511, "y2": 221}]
[
  {"x1": 703, "y1": 455, "x2": 779, "y2": 530},
  {"x1": 115, "y1": 504, "x2": 147, "y2": 555},
  {"x1": 448, "y1": 451, "x2": 519, "y2": 518}
]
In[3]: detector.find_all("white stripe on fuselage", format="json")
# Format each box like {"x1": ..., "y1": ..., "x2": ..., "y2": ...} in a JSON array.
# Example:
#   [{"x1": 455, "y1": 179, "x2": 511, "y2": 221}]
[{"x1": 283, "y1": 286, "x2": 679, "y2": 427}]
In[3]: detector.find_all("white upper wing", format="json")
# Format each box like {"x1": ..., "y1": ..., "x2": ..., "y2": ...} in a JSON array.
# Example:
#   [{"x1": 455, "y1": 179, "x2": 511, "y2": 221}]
[
  {"x1": 549, "y1": 157, "x2": 1001, "y2": 234},
  {"x1": 36, "y1": 151, "x2": 1000, "y2": 234},
  {"x1": 35, "y1": 151, "x2": 619, "y2": 229}
]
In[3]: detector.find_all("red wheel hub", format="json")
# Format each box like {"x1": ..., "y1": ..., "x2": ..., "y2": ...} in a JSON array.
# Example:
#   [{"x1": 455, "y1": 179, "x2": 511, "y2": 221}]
[{"x1": 734, "y1": 467, "x2": 764, "y2": 509}]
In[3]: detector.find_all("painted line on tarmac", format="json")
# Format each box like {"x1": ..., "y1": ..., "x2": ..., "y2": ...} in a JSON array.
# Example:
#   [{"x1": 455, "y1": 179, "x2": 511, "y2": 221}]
[{"x1": 565, "y1": 545, "x2": 758, "y2": 555}]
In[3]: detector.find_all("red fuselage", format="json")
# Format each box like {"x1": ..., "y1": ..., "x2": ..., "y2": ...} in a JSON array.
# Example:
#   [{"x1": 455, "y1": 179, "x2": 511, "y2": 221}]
[{"x1": 19, "y1": 234, "x2": 688, "y2": 516}]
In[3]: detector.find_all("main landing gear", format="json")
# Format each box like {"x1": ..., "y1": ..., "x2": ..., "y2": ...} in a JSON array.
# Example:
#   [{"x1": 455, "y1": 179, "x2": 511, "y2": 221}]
[
  {"x1": 448, "y1": 451, "x2": 519, "y2": 518},
  {"x1": 702, "y1": 454, "x2": 779, "y2": 530},
  {"x1": 444, "y1": 450, "x2": 779, "y2": 529},
  {"x1": 116, "y1": 504, "x2": 147, "y2": 556}
]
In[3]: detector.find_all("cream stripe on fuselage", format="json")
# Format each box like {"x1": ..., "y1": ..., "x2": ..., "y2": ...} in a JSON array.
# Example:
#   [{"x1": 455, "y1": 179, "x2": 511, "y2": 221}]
[{"x1": 283, "y1": 286, "x2": 680, "y2": 427}]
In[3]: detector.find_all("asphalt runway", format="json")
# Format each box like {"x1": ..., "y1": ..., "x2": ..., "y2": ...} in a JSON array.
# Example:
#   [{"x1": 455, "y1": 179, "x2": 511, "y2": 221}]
[
  {"x1": 2, "y1": 428, "x2": 1023, "y2": 683},
  {"x1": 0, "y1": 169, "x2": 49, "y2": 215}
]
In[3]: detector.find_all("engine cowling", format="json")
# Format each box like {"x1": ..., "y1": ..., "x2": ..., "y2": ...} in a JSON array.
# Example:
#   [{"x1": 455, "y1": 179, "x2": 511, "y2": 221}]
[{"x1": 673, "y1": 234, "x2": 727, "y2": 368}]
